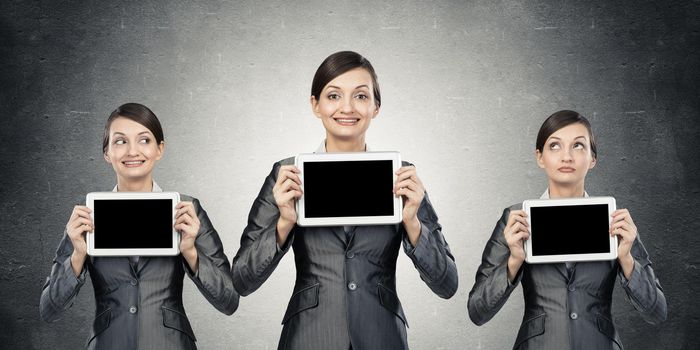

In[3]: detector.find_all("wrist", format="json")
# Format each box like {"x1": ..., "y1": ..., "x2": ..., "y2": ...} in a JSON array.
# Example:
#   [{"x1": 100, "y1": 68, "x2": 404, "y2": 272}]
[{"x1": 403, "y1": 216, "x2": 421, "y2": 233}]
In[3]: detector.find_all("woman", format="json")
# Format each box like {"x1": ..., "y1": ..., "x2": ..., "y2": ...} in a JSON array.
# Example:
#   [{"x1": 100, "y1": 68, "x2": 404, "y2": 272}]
[
  {"x1": 40, "y1": 103, "x2": 239, "y2": 349},
  {"x1": 231, "y1": 51, "x2": 458, "y2": 349},
  {"x1": 467, "y1": 110, "x2": 667, "y2": 349}
]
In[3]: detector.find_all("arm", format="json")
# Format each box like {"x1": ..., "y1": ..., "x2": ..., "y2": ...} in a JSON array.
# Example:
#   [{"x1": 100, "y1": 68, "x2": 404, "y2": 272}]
[
  {"x1": 467, "y1": 208, "x2": 523, "y2": 326},
  {"x1": 401, "y1": 192, "x2": 458, "y2": 299},
  {"x1": 231, "y1": 161, "x2": 296, "y2": 296},
  {"x1": 182, "y1": 198, "x2": 239, "y2": 315},
  {"x1": 617, "y1": 234, "x2": 667, "y2": 324},
  {"x1": 39, "y1": 231, "x2": 87, "y2": 322}
]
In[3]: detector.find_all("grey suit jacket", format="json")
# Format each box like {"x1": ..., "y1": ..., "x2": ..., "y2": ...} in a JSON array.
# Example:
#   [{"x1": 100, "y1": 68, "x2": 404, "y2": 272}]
[
  {"x1": 40, "y1": 195, "x2": 239, "y2": 350},
  {"x1": 232, "y1": 158, "x2": 458, "y2": 350},
  {"x1": 468, "y1": 204, "x2": 667, "y2": 350}
]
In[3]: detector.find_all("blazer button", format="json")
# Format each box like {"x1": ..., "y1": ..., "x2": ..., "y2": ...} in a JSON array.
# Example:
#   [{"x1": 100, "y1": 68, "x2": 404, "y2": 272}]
[
  {"x1": 348, "y1": 282, "x2": 357, "y2": 291},
  {"x1": 345, "y1": 251, "x2": 355, "y2": 259},
  {"x1": 130, "y1": 279, "x2": 138, "y2": 286},
  {"x1": 570, "y1": 312, "x2": 578, "y2": 320},
  {"x1": 567, "y1": 285, "x2": 575, "y2": 292},
  {"x1": 129, "y1": 306, "x2": 138, "y2": 314}
]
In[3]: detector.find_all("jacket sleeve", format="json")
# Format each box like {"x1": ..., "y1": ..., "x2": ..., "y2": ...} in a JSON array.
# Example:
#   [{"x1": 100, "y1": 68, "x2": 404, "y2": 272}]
[
  {"x1": 401, "y1": 192, "x2": 458, "y2": 299},
  {"x1": 183, "y1": 198, "x2": 239, "y2": 315},
  {"x1": 617, "y1": 233, "x2": 667, "y2": 324},
  {"x1": 231, "y1": 161, "x2": 295, "y2": 296},
  {"x1": 467, "y1": 207, "x2": 523, "y2": 326},
  {"x1": 39, "y1": 231, "x2": 87, "y2": 322}
]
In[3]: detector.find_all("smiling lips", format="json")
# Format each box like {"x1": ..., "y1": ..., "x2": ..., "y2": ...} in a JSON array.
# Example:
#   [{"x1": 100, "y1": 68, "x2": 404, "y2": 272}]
[
  {"x1": 558, "y1": 166, "x2": 575, "y2": 173},
  {"x1": 122, "y1": 160, "x2": 146, "y2": 167},
  {"x1": 333, "y1": 117, "x2": 360, "y2": 126}
]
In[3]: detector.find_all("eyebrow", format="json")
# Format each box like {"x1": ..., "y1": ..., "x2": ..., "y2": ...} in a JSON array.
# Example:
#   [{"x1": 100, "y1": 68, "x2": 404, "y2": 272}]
[
  {"x1": 548, "y1": 135, "x2": 588, "y2": 141},
  {"x1": 325, "y1": 84, "x2": 370, "y2": 90},
  {"x1": 112, "y1": 131, "x2": 151, "y2": 136}
]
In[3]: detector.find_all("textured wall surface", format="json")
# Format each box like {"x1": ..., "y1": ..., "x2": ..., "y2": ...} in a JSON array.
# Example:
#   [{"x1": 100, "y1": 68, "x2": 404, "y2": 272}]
[{"x1": 1, "y1": 0, "x2": 698, "y2": 349}]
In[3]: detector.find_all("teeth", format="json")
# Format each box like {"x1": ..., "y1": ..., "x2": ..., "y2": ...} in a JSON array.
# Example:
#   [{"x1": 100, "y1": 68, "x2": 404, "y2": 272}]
[
  {"x1": 124, "y1": 161, "x2": 144, "y2": 165},
  {"x1": 337, "y1": 119, "x2": 358, "y2": 123}
]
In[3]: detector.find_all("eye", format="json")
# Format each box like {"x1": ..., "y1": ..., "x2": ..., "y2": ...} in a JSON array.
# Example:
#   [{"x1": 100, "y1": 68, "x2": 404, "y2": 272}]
[
  {"x1": 548, "y1": 142, "x2": 560, "y2": 150},
  {"x1": 114, "y1": 139, "x2": 126, "y2": 145},
  {"x1": 355, "y1": 93, "x2": 368, "y2": 100},
  {"x1": 573, "y1": 142, "x2": 586, "y2": 150},
  {"x1": 327, "y1": 92, "x2": 341, "y2": 100},
  {"x1": 139, "y1": 137, "x2": 150, "y2": 144}
]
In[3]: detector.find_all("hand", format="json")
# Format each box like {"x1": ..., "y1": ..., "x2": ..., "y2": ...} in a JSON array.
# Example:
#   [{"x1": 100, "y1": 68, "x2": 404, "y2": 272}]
[
  {"x1": 393, "y1": 166, "x2": 425, "y2": 246},
  {"x1": 273, "y1": 165, "x2": 302, "y2": 246},
  {"x1": 66, "y1": 205, "x2": 92, "y2": 276},
  {"x1": 504, "y1": 210, "x2": 530, "y2": 281},
  {"x1": 175, "y1": 201, "x2": 200, "y2": 271},
  {"x1": 611, "y1": 208, "x2": 637, "y2": 278}
]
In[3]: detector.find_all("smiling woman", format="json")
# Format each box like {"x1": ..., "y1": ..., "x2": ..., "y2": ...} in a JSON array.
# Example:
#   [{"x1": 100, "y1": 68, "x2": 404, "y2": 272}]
[
  {"x1": 231, "y1": 51, "x2": 458, "y2": 350},
  {"x1": 39, "y1": 103, "x2": 239, "y2": 350}
]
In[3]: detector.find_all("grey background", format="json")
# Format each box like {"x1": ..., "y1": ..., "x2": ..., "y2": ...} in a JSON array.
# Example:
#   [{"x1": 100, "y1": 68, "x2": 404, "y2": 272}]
[{"x1": 1, "y1": 0, "x2": 698, "y2": 349}]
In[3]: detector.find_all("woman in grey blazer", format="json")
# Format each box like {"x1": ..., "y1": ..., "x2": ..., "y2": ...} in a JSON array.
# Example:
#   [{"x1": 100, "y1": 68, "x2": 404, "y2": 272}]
[
  {"x1": 467, "y1": 110, "x2": 667, "y2": 349},
  {"x1": 40, "y1": 103, "x2": 239, "y2": 349},
  {"x1": 231, "y1": 51, "x2": 458, "y2": 350}
]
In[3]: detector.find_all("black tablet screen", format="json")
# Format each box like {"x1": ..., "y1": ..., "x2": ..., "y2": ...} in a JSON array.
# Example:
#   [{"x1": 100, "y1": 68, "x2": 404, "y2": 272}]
[
  {"x1": 94, "y1": 199, "x2": 173, "y2": 248},
  {"x1": 303, "y1": 160, "x2": 394, "y2": 218},
  {"x1": 530, "y1": 204, "x2": 610, "y2": 256}
]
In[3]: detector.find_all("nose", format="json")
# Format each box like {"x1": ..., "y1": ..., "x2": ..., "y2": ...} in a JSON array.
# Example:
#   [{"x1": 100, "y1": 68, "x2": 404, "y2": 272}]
[
  {"x1": 340, "y1": 96, "x2": 353, "y2": 114},
  {"x1": 562, "y1": 148, "x2": 573, "y2": 162},
  {"x1": 127, "y1": 142, "x2": 139, "y2": 156}
]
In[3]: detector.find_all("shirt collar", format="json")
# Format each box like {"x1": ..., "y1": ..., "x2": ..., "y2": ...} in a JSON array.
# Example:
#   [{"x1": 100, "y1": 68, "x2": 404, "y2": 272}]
[
  {"x1": 540, "y1": 188, "x2": 589, "y2": 199},
  {"x1": 112, "y1": 181, "x2": 162, "y2": 192},
  {"x1": 315, "y1": 139, "x2": 370, "y2": 153}
]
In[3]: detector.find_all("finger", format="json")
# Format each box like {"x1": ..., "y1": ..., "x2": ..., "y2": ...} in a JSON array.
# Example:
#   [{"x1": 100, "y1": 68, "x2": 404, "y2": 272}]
[
  {"x1": 611, "y1": 226, "x2": 634, "y2": 241},
  {"x1": 395, "y1": 168, "x2": 416, "y2": 182},
  {"x1": 394, "y1": 179, "x2": 420, "y2": 193},
  {"x1": 510, "y1": 210, "x2": 527, "y2": 219},
  {"x1": 511, "y1": 231, "x2": 529, "y2": 243},
  {"x1": 279, "y1": 190, "x2": 302, "y2": 203},
  {"x1": 74, "y1": 207, "x2": 92, "y2": 219},
  {"x1": 278, "y1": 178, "x2": 302, "y2": 194},
  {"x1": 395, "y1": 165, "x2": 416, "y2": 175},
  {"x1": 277, "y1": 166, "x2": 301, "y2": 182},
  {"x1": 511, "y1": 215, "x2": 529, "y2": 227},
  {"x1": 395, "y1": 187, "x2": 422, "y2": 202}
]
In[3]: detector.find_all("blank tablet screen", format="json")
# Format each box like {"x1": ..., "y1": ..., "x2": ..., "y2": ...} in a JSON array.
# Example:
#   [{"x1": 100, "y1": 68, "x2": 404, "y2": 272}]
[
  {"x1": 530, "y1": 204, "x2": 610, "y2": 256},
  {"x1": 94, "y1": 199, "x2": 173, "y2": 249},
  {"x1": 303, "y1": 160, "x2": 394, "y2": 218}
]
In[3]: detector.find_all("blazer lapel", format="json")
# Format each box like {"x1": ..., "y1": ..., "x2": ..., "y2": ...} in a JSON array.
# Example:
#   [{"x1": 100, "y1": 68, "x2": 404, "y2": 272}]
[{"x1": 331, "y1": 226, "x2": 347, "y2": 246}]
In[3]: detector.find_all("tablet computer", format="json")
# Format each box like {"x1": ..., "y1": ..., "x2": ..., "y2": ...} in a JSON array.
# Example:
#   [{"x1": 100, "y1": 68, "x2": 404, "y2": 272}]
[
  {"x1": 86, "y1": 192, "x2": 180, "y2": 256},
  {"x1": 523, "y1": 196, "x2": 617, "y2": 263},
  {"x1": 295, "y1": 152, "x2": 403, "y2": 226}
]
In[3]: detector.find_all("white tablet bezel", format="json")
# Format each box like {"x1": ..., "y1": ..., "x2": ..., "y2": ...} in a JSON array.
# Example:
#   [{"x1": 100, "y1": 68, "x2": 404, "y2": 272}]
[
  {"x1": 86, "y1": 191, "x2": 180, "y2": 256},
  {"x1": 295, "y1": 152, "x2": 403, "y2": 227},
  {"x1": 523, "y1": 196, "x2": 618, "y2": 264}
]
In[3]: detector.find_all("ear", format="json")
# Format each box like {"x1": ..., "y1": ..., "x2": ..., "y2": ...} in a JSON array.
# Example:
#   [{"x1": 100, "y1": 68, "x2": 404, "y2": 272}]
[
  {"x1": 589, "y1": 155, "x2": 597, "y2": 169},
  {"x1": 310, "y1": 95, "x2": 321, "y2": 119},
  {"x1": 103, "y1": 151, "x2": 112, "y2": 164},
  {"x1": 535, "y1": 149, "x2": 545, "y2": 169},
  {"x1": 156, "y1": 141, "x2": 165, "y2": 161},
  {"x1": 372, "y1": 106, "x2": 380, "y2": 119}
]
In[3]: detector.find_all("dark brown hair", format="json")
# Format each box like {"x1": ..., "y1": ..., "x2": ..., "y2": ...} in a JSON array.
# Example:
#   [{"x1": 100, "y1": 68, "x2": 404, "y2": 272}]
[
  {"x1": 536, "y1": 110, "x2": 597, "y2": 158},
  {"x1": 311, "y1": 51, "x2": 381, "y2": 108},
  {"x1": 102, "y1": 103, "x2": 164, "y2": 154}
]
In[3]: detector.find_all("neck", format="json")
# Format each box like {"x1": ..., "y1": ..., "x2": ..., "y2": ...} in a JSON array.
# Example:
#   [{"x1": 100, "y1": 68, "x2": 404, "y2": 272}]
[
  {"x1": 116, "y1": 175, "x2": 153, "y2": 192},
  {"x1": 547, "y1": 180, "x2": 585, "y2": 198},
  {"x1": 325, "y1": 135, "x2": 366, "y2": 152}
]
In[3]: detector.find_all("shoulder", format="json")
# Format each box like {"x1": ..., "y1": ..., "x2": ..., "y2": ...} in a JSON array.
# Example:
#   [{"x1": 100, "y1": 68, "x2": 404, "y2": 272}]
[{"x1": 278, "y1": 156, "x2": 295, "y2": 166}]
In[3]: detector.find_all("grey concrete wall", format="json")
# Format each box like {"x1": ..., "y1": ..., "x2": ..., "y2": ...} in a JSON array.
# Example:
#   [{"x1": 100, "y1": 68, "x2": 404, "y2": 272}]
[{"x1": 1, "y1": 0, "x2": 698, "y2": 349}]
